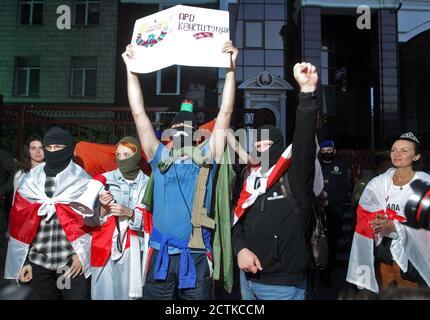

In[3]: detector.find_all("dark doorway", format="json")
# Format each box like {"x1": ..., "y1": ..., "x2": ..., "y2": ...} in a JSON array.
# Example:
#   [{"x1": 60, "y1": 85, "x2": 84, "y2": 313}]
[
  {"x1": 318, "y1": 14, "x2": 376, "y2": 149},
  {"x1": 400, "y1": 29, "x2": 430, "y2": 149},
  {"x1": 253, "y1": 107, "x2": 277, "y2": 128},
  {"x1": 416, "y1": 74, "x2": 430, "y2": 147}
]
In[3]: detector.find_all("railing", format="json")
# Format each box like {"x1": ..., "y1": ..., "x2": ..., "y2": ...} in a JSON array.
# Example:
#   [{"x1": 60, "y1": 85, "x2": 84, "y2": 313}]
[
  {"x1": 1, "y1": 104, "x2": 429, "y2": 184},
  {"x1": 0, "y1": 104, "x2": 264, "y2": 158}
]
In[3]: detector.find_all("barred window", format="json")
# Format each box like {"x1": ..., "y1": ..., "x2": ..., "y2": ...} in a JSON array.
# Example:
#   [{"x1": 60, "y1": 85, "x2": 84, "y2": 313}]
[
  {"x1": 15, "y1": 58, "x2": 40, "y2": 97},
  {"x1": 70, "y1": 57, "x2": 97, "y2": 97},
  {"x1": 20, "y1": 0, "x2": 44, "y2": 25},
  {"x1": 75, "y1": 0, "x2": 100, "y2": 25}
]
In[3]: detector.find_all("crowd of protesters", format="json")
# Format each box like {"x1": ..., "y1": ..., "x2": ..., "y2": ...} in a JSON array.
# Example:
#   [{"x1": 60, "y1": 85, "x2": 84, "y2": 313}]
[{"x1": 0, "y1": 41, "x2": 429, "y2": 301}]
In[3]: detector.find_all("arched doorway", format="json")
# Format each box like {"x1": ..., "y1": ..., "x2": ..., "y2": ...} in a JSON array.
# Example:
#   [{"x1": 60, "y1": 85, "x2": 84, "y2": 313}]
[
  {"x1": 253, "y1": 105, "x2": 278, "y2": 128},
  {"x1": 238, "y1": 71, "x2": 293, "y2": 151}
]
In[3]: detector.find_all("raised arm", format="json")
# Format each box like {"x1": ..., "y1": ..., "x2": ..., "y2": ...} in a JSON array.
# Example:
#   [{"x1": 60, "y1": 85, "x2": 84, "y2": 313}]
[
  {"x1": 287, "y1": 63, "x2": 319, "y2": 202},
  {"x1": 122, "y1": 45, "x2": 159, "y2": 161},
  {"x1": 209, "y1": 41, "x2": 238, "y2": 162}
]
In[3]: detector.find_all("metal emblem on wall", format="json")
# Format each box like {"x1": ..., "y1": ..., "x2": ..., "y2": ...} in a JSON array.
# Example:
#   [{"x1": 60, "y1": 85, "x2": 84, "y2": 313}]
[{"x1": 257, "y1": 71, "x2": 274, "y2": 87}]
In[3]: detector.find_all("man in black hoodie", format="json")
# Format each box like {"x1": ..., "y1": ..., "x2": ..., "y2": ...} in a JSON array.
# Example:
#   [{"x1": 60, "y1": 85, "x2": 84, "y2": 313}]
[{"x1": 232, "y1": 62, "x2": 318, "y2": 300}]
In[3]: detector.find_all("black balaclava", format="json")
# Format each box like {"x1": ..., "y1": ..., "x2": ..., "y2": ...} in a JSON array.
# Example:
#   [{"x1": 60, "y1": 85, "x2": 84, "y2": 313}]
[
  {"x1": 42, "y1": 127, "x2": 75, "y2": 177},
  {"x1": 170, "y1": 123, "x2": 195, "y2": 150},
  {"x1": 170, "y1": 100, "x2": 197, "y2": 150},
  {"x1": 170, "y1": 111, "x2": 197, "y2": 129},
  {"x1": 254, "y1": 125, "x2": 284, "y2": 172},
  {"x1": 116, "y1": 136, "x2": 141, "y2": 180}
]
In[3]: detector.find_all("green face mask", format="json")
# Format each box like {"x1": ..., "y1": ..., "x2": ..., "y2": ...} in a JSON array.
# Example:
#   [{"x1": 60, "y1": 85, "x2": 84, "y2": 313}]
[{"x1": 115, "y1": 136, "x2": 141, "y2": 180}]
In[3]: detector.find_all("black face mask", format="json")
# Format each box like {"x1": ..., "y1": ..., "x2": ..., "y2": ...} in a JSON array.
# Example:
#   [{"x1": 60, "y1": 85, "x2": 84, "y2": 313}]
[
  {"x1": 42, "y1": 127, "x2": 75, "y2": 177},
  {"x1": 320, "y1": 152, "x2": 335, "y2": 162},
  {"x1": 171, "y1": 126, "x2": 195, "y2": 150},
  {"x1": 44, "y1": 145, "x2": 74, "y2": 177}
]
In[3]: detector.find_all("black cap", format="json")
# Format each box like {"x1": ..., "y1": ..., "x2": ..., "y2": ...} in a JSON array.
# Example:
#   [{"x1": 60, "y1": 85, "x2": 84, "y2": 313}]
[{"x1": 170, "y1": 111, "x2": 197, "y2": 128}]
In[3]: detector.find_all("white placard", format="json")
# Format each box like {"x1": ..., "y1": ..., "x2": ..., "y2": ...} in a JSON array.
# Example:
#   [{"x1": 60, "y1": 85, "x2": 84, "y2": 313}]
[{"x1": 129, "y1": 5, "x2": 230, "y2": 73}]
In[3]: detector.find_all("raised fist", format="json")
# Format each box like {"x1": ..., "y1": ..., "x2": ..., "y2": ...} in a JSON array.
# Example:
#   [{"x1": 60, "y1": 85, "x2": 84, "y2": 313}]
[{"x1": 293, "y1": 62, "x2": 318, "y2": 93}]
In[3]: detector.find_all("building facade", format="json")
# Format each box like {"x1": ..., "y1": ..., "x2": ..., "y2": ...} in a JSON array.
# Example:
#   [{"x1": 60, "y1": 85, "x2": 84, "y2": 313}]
[
  {"x1": 1, "y1": 0, "x2": 430, "y2": 151},
  {"x1": 0, "y1": 0, "x2": 118, "y2": 104},
  {"x1": 293, "y1": 0, "x2": 430, "y2": 149}
]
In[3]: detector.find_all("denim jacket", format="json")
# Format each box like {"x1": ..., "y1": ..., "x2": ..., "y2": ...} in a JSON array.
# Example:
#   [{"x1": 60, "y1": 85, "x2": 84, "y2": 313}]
[{"x1": 101, "y1": 169, "x2": 149, "y2": 231}]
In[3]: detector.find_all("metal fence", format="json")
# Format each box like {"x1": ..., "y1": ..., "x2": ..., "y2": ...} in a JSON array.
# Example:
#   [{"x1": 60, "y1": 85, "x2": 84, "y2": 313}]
[
  {"x1": 0, "y1": 104, "x2": 261, "y2": 158},
  {"x1": 1, "y1": 104, "x2": 429, "y2": 183}
]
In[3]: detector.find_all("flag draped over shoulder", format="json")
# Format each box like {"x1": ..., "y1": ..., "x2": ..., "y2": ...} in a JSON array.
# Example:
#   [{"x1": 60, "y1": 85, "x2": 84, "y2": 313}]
[
  {"x1": 233, "y1": 145, "x2": 292, "y2": 225},
  {"x1": 5, "y1": 162, "x2": 92, "y2": 280},
  {"x1": 346, "y1": 168, "x2": 430, "y2": 293},
  {"x1": 137, "y1": 118, "x2": 234, "y2": 292},
  {"x1": 140, "y1": 144, "x2": 236, "y2": 293}
]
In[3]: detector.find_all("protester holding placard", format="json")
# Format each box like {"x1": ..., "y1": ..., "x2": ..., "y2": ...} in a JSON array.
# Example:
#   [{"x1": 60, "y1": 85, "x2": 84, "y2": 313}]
[{"x1": 121, "y1": 40, "x2": 238, "y2": 300}]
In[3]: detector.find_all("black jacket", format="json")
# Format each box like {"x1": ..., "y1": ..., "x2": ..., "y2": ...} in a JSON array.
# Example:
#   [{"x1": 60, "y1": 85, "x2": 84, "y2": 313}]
[
  {"x1": 232, "y1": 93, "x2": 318, "y2": 286},
  {"x1": 320, "y1": 158, "x2": 349, "y2": 207}
]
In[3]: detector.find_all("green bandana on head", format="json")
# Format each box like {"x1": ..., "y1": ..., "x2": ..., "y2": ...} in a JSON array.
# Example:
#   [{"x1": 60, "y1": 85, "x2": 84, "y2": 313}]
[
  {"x1": 115, "y1": 136, "x2": 141, "y2": 180},
  {"x1": 170, "y1": 99, "x2": 197, "y2": 129}
]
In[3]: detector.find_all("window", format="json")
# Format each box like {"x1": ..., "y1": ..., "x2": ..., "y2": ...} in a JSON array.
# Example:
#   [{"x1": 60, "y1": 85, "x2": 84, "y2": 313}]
[
  {"x1": 321, "y1": 45, "x2": 335, "y2": 85},
  {"x1": 20, "y1": 0, "x2": 43, "y2": 25},
  {"x1": 244, "y1": 4, "x2": 264, "y2": 20},
  {"x1": 75, "y1": 0, "x2": 100, "y2": 25},
  {"x1": 70, "y1": 57, "x2": 97, "y2": 97},
  {"x1": 321, "y1": 46, "x2": 329, "y2": 85},
  {"x1": 245, "y1": 22, "x2": 263, "y2": 48},
  {"x1": 157, "y1": 65, "x2": 181, "y2": 95},
  {"x1": 265, "y1": 21, "x2": 284, "y2": 49},
  {"x1": 15, "y1": 58, "x2": 40, "y2": 97},
  {"x1": 243, "y1": 50, "x2": 264, "y2": 66}
]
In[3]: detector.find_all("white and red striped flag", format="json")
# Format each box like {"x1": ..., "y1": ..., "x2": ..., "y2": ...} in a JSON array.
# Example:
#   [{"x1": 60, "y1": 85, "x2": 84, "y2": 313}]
[
  {"x1": 347, "y1": 168, "x2": 430, "y2": 293},
  {"x1": 5, "y1": 163, "x2": 92, "y2": 281},
  {"x1": 232, "y1": 145, "x2": 292, "y2": 225}
]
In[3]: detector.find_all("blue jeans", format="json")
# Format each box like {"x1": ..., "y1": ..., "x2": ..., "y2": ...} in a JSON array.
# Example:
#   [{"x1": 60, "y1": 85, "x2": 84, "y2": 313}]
[
  {"x1": 240, "y1": 271, "x2": 306, "y2": 300},
  {"x1": 143, "y1": 249, "x2": 214, "y2": 300}
]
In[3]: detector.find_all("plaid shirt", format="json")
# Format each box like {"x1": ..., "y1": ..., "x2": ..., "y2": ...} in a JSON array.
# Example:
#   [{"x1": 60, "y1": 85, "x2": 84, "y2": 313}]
[{"x1": 27, "y1": 176, "x2": 75, "y2": 270}]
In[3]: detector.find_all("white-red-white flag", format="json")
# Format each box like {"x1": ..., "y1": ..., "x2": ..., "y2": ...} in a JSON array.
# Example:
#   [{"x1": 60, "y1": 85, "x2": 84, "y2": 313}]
[
  {"x1": 347, "y1": 168, "x2": 430, "y2": 293},
  {"x1": 233, "y1": 145, "x2": 292, "y2": 225}
]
